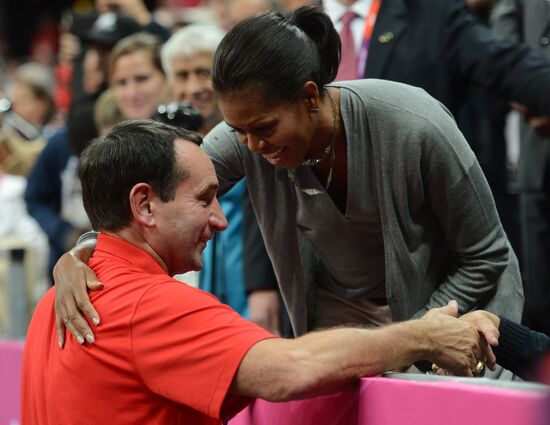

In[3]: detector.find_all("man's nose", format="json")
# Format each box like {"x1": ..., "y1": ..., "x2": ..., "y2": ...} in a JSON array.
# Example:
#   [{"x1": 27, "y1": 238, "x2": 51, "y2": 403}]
[
  {"x1": 186, "y1": 73, "x2": 204, "y2": 96},
  {"x1": 209, "y1": 197, "x2": 228, "y2": 232}
]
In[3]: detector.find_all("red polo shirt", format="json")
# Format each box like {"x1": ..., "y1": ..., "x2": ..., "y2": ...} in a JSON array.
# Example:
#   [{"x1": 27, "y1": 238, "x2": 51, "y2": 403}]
[{"x1": 21, "y1": 233, "x2": 274, "y2": 424}]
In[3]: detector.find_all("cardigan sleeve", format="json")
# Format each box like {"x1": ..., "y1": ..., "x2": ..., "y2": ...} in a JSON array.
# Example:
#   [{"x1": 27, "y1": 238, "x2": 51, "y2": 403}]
[
  {"x1": 410, "y1": 99, "x2": 513, "y2": 317},
  {"x1": 202, "y1": 122, "x2": 246, "y2": 197}
]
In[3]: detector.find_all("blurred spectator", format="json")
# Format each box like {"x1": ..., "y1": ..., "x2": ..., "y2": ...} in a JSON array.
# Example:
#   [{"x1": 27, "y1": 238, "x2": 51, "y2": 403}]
[
  {"x1": 0, "y1": 113, "x2": 45, "y2": 177},
  {"x1": 109, "y1": 32, "x2": 169, "y2": 119},
  {"x1": 94, "y1": 88, "x2": 125, "y2": 135},
  {"x1": 58, "y1": 0, "x2": 170, "y2": 115},
  {"x1": 8, "y1": 62, "x2": 56, "y2": 135},
  {"x1": 0, "y1": 62, "x2": 55, "y2": 176},
  {"x1": 24, "y1": 111, "x2": 97, "y2": 282},
  {"x1": 161, "y1": 23, "x2": 224, "y2": 135},
  {"x1": 227, "y1": 0, "x2": 274, "y2": 27},
  {"x1": 0, "y1": 169, "x2": 49, "y2": 335}
]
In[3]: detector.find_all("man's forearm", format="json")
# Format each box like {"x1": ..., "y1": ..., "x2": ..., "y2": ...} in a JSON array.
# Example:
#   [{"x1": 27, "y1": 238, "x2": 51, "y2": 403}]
[{"x1": 231, "y1": 318, "x2": 471, "y2": 402}]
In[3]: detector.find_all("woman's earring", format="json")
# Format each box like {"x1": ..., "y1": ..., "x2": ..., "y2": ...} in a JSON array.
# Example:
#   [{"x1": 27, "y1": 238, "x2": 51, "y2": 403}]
[{"x1": 309, "y1": 107, "x2": 319, "y2": 113}]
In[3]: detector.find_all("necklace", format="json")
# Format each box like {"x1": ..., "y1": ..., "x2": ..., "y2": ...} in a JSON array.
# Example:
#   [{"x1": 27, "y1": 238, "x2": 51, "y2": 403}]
[{"x1": 301, "y1": 89, "x2": 338, "y2": 190}]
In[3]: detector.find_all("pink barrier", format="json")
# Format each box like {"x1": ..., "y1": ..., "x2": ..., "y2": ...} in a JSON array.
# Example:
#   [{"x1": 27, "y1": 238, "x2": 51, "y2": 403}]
[
  {"x1": 0, "y1": 340, "x2": 24, "y2": 425},
  {"x1": 229, "y1": 376, "x2": 549, "y2": 425}
]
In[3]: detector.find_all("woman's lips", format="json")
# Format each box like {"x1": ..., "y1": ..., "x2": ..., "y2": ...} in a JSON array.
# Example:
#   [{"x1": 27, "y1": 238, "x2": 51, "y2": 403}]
[{"x1": 262, "y1": 147, "x2": 285, "y2": 163}]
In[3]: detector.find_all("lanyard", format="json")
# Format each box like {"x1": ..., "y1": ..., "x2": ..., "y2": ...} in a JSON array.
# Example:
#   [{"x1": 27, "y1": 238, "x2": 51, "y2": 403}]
[{"x1": 357, "y1": 0, "x2": 382, "y2": 76}]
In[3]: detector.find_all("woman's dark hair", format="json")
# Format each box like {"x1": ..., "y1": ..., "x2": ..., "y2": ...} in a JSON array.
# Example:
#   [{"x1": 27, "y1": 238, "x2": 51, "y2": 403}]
[
  {"x1": 79, "y1": 119, "x2": 202, "y2": 231},
  {"x1": 212, "y1": 5, "x2": 340, "y2": 103}
]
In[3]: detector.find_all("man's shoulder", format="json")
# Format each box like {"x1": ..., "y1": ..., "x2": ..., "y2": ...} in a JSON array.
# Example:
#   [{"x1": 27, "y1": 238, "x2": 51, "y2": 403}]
[
  {"x1": 25, "y1": 287, "x2": 56, "y2": 348},
  {"x1": 90, "y1": 251, "x2": 208, "y2": 302}
]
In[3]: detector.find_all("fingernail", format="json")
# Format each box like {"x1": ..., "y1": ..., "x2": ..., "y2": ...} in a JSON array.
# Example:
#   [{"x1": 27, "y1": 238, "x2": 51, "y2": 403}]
[
  {"x1": 86, "y1": 334, "x2": 95, "y2": 344},
  {"x1": 92, "y1": 317, "x2": 100, "y2": 326},
  {"x1": 58, "y1": 339, "x2": 64, "y2": 349},
  {"x1": 77, "y1": 335, "x2": 85, "y2": 344}
]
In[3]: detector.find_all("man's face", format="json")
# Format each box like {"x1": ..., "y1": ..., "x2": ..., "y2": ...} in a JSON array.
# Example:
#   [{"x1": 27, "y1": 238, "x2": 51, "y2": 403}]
[
  {"x1": 169, "y1": 52, "x2": 218, "y2": 120},
  {"x1": 151, "y1": 139, "x2": 228, "y2": 275}
]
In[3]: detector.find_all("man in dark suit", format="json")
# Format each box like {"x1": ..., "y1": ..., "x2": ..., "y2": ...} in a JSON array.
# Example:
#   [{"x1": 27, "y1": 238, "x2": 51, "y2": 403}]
[
  {"x1": 491, "y1": 0, "x2": 550, "y2": 337},
  {"x1": 326, "y1": 0, "x2": 550, "y2": 116}
]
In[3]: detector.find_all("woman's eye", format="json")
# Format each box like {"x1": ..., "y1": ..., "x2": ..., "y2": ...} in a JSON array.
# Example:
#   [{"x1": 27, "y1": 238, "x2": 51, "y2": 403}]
[
  {"x1": 136, "y1": 75, "x2": 150, "y2": 83},
  {"x1": 253, "y1": 125, "x2": 274, "y2": 135}
]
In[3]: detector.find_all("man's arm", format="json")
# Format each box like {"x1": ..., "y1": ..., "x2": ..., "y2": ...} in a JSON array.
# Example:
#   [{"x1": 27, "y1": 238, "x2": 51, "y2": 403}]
[
  {"x1": 231, "y1": 304, "x2": 486, "y2": 401},
  {"x1": 446, "y1": 0, "x2": 550, "y2": 115}
]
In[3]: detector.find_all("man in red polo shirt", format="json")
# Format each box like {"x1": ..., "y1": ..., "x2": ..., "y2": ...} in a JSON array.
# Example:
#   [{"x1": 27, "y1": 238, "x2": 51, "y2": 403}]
[{"x1": 21, "y1": 120, "x2": 496, "y2": 425}]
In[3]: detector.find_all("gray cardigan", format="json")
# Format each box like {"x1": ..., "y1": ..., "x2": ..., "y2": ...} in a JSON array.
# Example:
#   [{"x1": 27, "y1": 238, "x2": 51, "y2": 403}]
[{"x1": 203, "y1": 79, "x2": 524, "y2": 336}]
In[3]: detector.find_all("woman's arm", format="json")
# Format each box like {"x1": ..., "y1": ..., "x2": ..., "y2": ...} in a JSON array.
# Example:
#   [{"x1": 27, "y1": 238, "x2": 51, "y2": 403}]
[
  {"x1": 202, "y1": 121, "x2": 246, "y2": 196},
  {"x1": 53, "y1": 234, "x2": 102, "y2": 348},
  {"x1": 461, "y1": 310, "x2": 550, "y2": 381},
  {"x1": 413, "y1": 102, "x2": 516, "y2": 317}
]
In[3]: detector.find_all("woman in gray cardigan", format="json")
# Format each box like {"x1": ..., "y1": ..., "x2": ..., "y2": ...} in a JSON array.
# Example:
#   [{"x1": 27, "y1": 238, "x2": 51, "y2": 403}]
[{"x1": 54, "y1": 7, "x2": 523, "y2": 375}]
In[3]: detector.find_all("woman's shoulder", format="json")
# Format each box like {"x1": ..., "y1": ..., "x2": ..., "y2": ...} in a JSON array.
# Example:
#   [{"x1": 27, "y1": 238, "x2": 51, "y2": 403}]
[
  {"x1": 337, "y1": 79, "x2": 458, "y2": 140},
  {"x1": 338, "y1": 79, "x2": 445, "y2": 117}
]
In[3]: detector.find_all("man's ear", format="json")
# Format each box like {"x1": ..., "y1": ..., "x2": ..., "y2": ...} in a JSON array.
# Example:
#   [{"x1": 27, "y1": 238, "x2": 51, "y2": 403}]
[{"x1": 129, "y1": 183, "x2": 156, "y2": 228}]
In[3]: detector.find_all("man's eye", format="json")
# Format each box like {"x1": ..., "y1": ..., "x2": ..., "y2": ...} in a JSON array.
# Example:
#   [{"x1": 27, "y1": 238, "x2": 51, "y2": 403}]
[{"x1": 199, "y1": 196, "x2": 213, "y2": 206}]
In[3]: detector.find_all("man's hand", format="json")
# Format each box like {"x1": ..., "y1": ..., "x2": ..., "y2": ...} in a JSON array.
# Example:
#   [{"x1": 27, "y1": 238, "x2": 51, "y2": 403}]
[
  {"x1": 53, "y1": 241, "x2": 102, "y2": 348},
  {"x1": 248, "y1": 290, "x2": 280, "y2": 336},
  {"x1": 510, "y1": 102, "x2": 550, "y2": 139},
  {"x1": 421, "y1": 301, "x2": 487, "y2": 376}
]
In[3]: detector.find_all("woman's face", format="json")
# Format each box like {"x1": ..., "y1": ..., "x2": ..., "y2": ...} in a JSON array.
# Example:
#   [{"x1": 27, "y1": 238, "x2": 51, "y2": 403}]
[
  {"x1": 218, "y1": 92, "x2": 316, "y2": 169},
  {"x1": 111, "y1": 50, "x2": 167, "y2": 120}
]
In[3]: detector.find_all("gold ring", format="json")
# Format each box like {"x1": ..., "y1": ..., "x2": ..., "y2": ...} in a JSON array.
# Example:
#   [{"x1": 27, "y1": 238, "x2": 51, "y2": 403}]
[
  {"x1": 432, "y1": 363, "x2": 441, "y2": 374},
  {"x1": 472, "y1": 361, "x2": 486, "y2": 377}
]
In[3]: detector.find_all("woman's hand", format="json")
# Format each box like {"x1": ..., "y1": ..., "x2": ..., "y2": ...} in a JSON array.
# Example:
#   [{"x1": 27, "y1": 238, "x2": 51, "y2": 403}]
[
  {"x1": 458, "y1": 309, "x2": 500, "y2": 372},
  {"x1": 53, "y1": 240, "x2": 103, "y2": 348}
]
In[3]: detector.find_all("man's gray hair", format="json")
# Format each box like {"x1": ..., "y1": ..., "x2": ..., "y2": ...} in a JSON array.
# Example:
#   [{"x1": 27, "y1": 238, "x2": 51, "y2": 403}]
[{"x1": 161, "y1": 23, "x2": 226, "y2": 80}]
